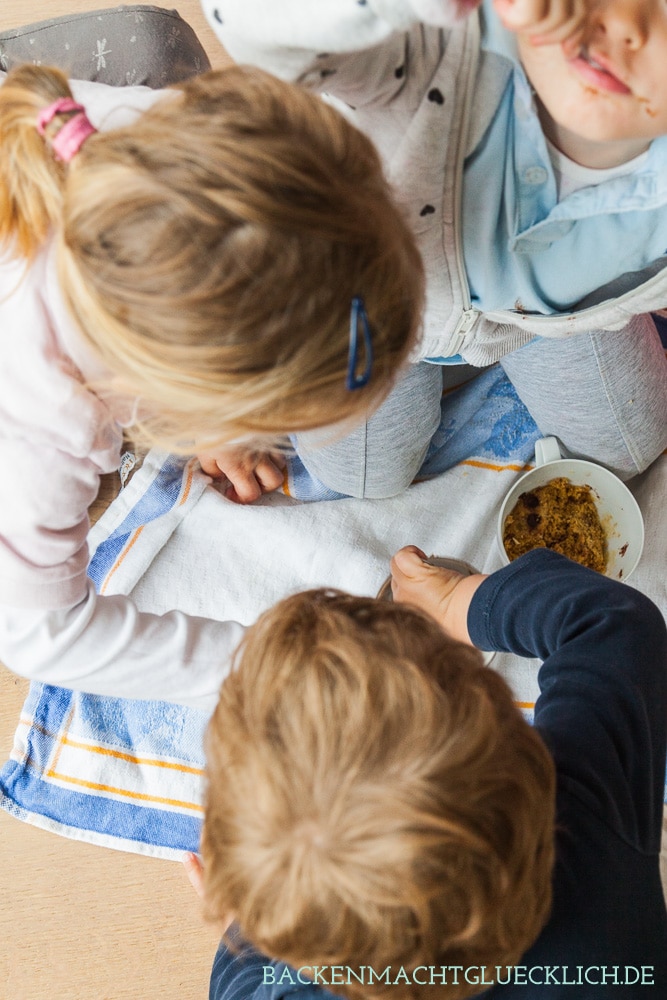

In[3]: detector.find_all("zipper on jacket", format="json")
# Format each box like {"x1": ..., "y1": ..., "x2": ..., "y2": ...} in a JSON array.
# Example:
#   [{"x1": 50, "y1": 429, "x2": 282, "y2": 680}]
[
  {"x1": 449, "y1": 12, "x2": 481, "y2": 354},
  {"x1": 446, "y1": 306, "x2": 480, "y2": 356}
]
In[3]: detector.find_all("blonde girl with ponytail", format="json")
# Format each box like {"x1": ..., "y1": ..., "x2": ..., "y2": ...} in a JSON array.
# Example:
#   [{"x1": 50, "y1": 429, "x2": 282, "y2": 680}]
[{"x1": 0, "y1": 63, "x2": 423, "y2": 704}]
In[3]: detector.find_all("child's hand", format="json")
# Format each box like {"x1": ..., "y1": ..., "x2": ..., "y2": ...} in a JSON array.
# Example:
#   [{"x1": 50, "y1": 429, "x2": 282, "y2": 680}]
[
  {"x1": 493, "y1": 0, "x2": 592, "y2": 45},
  {"x1": 183, "y1": 852, "x2": 206, "y2": 897},
  {"x1": 198, "y1": 446, "x2": 286, "y2": 504},
  {"x1": 183, "y1": 853, "x2": 235, "y2": 932},
  {"x1": 390, "y1": 546, "x2": 486, "y2": 645}
]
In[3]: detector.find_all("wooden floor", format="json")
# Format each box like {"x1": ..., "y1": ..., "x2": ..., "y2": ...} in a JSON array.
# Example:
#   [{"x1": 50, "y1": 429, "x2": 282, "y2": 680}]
[{"x1": 1, "y1": 4, "x2": 226, "y2": 998}]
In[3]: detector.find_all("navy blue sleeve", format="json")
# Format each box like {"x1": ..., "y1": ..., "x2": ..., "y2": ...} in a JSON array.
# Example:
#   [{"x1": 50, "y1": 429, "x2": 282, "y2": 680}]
[
  {"x1": 210, "y1": 940, "x2": 268, "y2": 1000},
  {"x1": 468, "y1": 548, "x2": 667, "y2": 852},
  {"x1": 210, "y1": 931, "x2": 331, "y2": 1000}
]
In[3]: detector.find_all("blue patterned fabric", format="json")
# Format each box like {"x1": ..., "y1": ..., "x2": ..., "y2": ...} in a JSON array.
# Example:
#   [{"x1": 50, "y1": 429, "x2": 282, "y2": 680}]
[{"x1": 286, "y1": 366, "x2": 540, "y2": 501}]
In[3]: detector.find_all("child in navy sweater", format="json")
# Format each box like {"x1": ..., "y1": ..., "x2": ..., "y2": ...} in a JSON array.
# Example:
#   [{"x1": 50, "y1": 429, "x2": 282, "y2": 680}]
[{"x1": 194, "y1": 547, "x2": 667, "y2": 999}]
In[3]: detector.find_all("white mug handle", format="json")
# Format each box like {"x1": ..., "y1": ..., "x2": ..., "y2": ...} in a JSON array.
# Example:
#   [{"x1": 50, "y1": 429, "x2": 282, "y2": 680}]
[{"x1": 534, "y1": 436, "x2": 561, "y2": 467}]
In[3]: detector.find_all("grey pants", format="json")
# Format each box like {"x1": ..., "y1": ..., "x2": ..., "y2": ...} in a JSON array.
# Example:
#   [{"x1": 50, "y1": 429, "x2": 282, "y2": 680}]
[{"x1": 295, "y1": 315, "x2": 667, "y2": 496}]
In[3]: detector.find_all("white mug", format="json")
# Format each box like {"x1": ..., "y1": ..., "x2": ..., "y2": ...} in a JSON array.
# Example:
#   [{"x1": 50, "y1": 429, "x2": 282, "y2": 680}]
[{"x1": 497, "y1": 437, "x2": 644, "y2": 581}]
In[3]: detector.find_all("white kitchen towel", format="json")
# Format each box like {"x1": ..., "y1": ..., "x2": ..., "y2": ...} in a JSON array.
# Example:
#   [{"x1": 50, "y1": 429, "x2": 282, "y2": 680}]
[{"x1": 2, "y1": 367, "x2": 664, "y2": 858}]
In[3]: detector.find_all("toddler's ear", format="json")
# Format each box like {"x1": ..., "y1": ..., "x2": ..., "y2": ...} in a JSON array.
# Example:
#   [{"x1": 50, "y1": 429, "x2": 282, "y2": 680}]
[{"x1": 408, "y1": 0, "x2": 482, "y2": 27}]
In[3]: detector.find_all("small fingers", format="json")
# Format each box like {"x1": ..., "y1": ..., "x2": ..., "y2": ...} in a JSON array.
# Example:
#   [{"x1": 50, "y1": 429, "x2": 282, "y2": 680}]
[
  {"x1": 494, "y1": 0, "x2": 589, "y2": 43},
  {"x1": 223, "y1": 461, "x2": 262, "y2": 504},
  {"x1": 198, "y1": 453, "x2": 227, "y2": 479},
  {"x1": 494, "y1": 0, "x2": 551, "y2": 32},
  {"x1": 183, "y1": 852, "x2": 205, "y2": 897},
  {"x1": 253, "y1": 454, "x2": 287, "y2": 494},
  {"x1": 390, "y1": 547, "x2": 459, "y2": 598},
  {"x1": 529, "y1": 5, "x2": 588, "y2": 45},
  {"x1": 198, "y1": 448, "x2": 287, "y2": 504},
  {"x1": 390, "y1": 548, "x2": 468, "y2": 630},
  {"x1": 226, "y1": 453, "x2": 286, "y2": 504},
  {"x1": 390, "y1": 545, "x2": 428, "y2": 580}
]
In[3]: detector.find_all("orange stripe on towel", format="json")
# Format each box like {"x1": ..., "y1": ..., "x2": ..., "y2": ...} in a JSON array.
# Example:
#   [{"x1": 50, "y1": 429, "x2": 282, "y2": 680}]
[
  {"x1": 99, "y1": 525, "x2": 145, "y2": 595},
  {"x1": 44, "y1": 771, "x2": 203, "y2": 812},
  {"x1": 177, "y1": 461, "x2": 195, "y2": 507},
  {"x1": 460, "y1": 459, "x2": 533, "y2": 473},
  {"x1": 101, "y1": 460, "x2": 194, "y2": 593},
  {"x1": 57, "y1": 734, "x2": 205, "y2": 776}
]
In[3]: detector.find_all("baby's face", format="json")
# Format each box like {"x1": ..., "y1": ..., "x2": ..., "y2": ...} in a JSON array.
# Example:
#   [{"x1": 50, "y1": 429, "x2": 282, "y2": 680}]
[{"x1": 518, "y1": 1, "x2": 667, "y2": 158}]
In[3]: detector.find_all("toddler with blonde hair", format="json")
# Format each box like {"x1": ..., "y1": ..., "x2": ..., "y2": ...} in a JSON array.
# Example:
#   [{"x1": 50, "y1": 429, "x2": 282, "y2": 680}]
[
  {"x1": 199, "y1": 547, "x2": 667, "y2": 999},
  {"x1": 201, "y1": 0, "x2": 667, "y2": 495},
  {"x1": 0, "y1": 62, "x2": 422, "y2": 703}
]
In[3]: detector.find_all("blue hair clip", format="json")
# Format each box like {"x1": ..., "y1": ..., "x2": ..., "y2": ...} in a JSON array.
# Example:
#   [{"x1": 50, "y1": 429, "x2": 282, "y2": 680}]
[{"x1": 346, "y1": 296, "x2": 374, "y2": 391}]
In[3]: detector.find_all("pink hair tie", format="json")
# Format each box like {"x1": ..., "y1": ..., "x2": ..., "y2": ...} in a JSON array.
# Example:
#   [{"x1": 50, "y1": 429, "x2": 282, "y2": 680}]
[{"x1": 36, "y1": 97, "x2": 97, "y2": 162}]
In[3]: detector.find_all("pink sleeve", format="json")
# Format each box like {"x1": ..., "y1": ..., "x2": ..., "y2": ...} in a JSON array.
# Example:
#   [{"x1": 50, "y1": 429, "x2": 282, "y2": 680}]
[{"x1": 0, "y1": 250, "x2": 122, "y2": 609}]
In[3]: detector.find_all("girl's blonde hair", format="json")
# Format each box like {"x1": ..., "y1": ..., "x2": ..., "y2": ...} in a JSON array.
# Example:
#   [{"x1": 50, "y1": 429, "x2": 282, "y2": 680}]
[
  {"x1": 203, "y1": 590, "x2": 556, "y2": 1000},
  {"x1": 0, "y1": 64, "x2": 424, "y2": 450}
]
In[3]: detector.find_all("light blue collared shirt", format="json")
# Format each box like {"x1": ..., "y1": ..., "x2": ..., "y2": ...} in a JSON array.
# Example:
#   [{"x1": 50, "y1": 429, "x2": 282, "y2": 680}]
[{"x1": 462, "y1": 1, "x2": 667, "y2": 316}]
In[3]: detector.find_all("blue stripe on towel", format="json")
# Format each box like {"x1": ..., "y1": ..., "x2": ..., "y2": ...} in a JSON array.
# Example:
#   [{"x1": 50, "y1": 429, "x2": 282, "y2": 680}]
[
  {"x1": 2, "y1": 684, "x2": 206, "y2": 852},
  {"x1": 1, "y1": 759, "x2": 202, "y2": 852},
  {"x1": 88, "y1": 455, "x2": 187, "y2": 588}
]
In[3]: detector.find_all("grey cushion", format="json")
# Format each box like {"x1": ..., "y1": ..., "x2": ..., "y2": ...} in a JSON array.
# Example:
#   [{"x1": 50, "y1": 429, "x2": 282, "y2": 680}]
[{"x1": 0, "y1": 5, "x2": 210, "y2": 87}]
